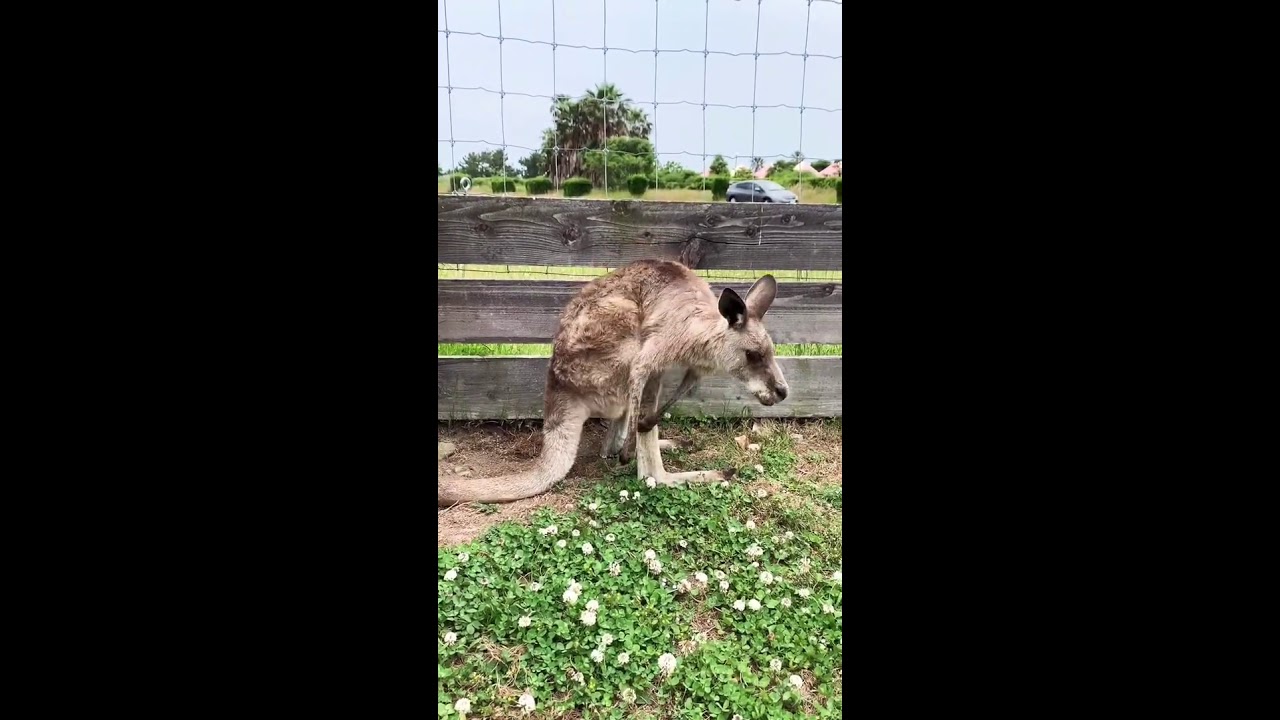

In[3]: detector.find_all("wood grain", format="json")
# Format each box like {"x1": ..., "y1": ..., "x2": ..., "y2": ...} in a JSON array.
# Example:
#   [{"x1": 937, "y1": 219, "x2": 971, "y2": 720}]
[
  {"x1": 437, "y1": 280, "x2": 843, "y2": 344},
  {"x1": 437, "y1": 356, "x2": 842, "y2": 419},
  {"x1": 437, "y1": 196, "x2": 843, "y2": 270}
]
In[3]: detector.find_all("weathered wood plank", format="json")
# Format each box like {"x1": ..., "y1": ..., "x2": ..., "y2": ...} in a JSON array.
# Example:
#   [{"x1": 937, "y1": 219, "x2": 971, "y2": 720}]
[
  {"x1": 438, "y1": 196, "x2": 842, "y2": 270},
  {"x1": 437, "y1": 356, "x2": 842, "y2": 419},
  {"x1": 438, "y1": 280, "x2": 843, "y2": 344}
]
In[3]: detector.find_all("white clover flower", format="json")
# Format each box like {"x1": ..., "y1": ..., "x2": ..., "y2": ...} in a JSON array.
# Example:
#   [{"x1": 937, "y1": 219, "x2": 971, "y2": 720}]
[
  {"x1": 582, "y1": 542, "x2": 594, "y2": 555},
  {"x1": 832, "y1": 570, "x2": 842, "y2": 585},
  {"x1": 754, "y1": 464, "x2": 764, "y2": 473},
  {"x1": 563, "y1": 588, "x2": 580, "y2": 605},
  {"x1": 620, "y1": 490, "x2": 629, "y2": 499},
  {"x1": 539, "y1": 524, "x2": 558, "y2": 536},
  {"x1": 798, "y1": 557, "x2": 812, "y2": 574},
  {"x1": 746, "y1": 520, "x2": 758, "y2": 531},
  {"x1": 444, "y1": 631, "x2": 458, "y2": 645},
  {"x1": 572, "y1": 671, "x2": 585, "y2": 684},
  {"x1": 772, "y1": 535, "x2": 781, "y2": 544},
  {"x1": 454, "y1": 698, "x2": 471, "y2": 714},
  {"x1": 586, "y1": 599, "x2": 599, "y2": 612},
  {"x1": 588, "y1": 502, "x2": 599, "y2": 511},
  {"x1": 733, "y1": 599, "x2": 746, "y2": 611},
  {"x1": 748, "y1": 599, "x2": 762, "y2": 611},
  {"x1": 721, "y1": 481, "x2": 729, "y2": 487},
  {"x1": 556, "y1": 539, "x2": 567, "y2": 549},
  {"x1": 518, "y1": 615, "x2": 532, "y2": 628},
  {"x1": 617, "y1": 651, "x2": 630, "y2": 665},
  {"x1": 444, "y1": 569, "x2": 458, "y2": 581},
  {"x1": 601, "y1": 633, "x2": 615, "y2": 646},
  {"x1": 760, "y1": 570, "x2": 774, "y2": 585},
  {"x1": 634, "y1": 490, "x2": 641, "y2": 499},
  {"x1": 571, "y1": 529, "x2": 580, "y2": 537},
  {"x1": 589, "y1": 520, "x2": 599, "y2": 528},
  {"x1": 785, "y1": 531, "x2": 794, "y2": 539},
  {"x1": 745, "y1": 544, "x2": 764, "y2": 558},
  {"x1": 781, "y1": 597, "x2": 792, "y2": 608},
  {"x1": 620, "y1": 688, "x2": 637, "y2": 703},
  {"x1": 720, "y1": 580, "x2": 730, "y2": 591},
  {"x1": 609, "y1": 561, "x2": 621, "y2": 576},
  {"x1": 646, "y1": 476, "x2": 657, "y2": 488},
  {"x1": 478, "y1": 577, "x2": 490, "y2": 586},
  {"x1": 675, "y1": 578, "x2": 693, "y2": 595},
  {"x1": 606, "y1": 534, "x2": 616, "y2": 542},
  {"x1": 788, "y1": 674, "x2": 803, "y2": 689},
  {"x1": 750, "y1": 561, "x2": 759, "y2": 568},
  {"x1": 822, "y1": 603, "x2": 835, "y2": 615},
  {"x1": 591, "y1": 648, "x2": 605, "y2": 663},
  {"x1": 770, "y1": 658, "x2": 783, "y2": 672},
  {"x1": 658, "y1": 653, "x2": 678, "y2": 675},
  {"x1": 797, "y1": 588, "x2": 812, "y2": 598},
  {"x1": 457, "y1": 552, "x2": 469, "y2": 563},
  {"x1": 733, "y1": 715, "x2": 744, "y2": 720},
  {"x1": 529, "y1": 581, "x2": 541, "y2": 591},
  {"x1": 517, "y1": 693, "x2": 535, "y2": 714},
  {"x1": 648, "y1": 559, "x2": 663, "y2": 575},
  {"x1": 644, "y1": 549, "x2": 656, "y2": 561},
  {"x1": 695, "y1": 572, "x2": 708, "y2": 584},
  {"x1": 580, "y1": 610, "x2": 597, "y2": 626},
  {"x1": 679, "y1": 539, "x2": 688, "y2": 548},
  {"x1": 714, "y1": 570, "x2": 726, "y2": 580}
]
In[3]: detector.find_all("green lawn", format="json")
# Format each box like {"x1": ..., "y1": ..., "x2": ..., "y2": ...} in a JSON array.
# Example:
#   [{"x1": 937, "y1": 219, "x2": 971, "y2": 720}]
[{"x1": 438, "y1": 418, "x2": 843, "y2": 719}]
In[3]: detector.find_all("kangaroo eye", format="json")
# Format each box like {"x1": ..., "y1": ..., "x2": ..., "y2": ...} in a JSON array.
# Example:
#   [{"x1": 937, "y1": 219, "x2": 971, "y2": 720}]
[{"x1": 745, "y1": 351, "x2": 762, "y2": 363}]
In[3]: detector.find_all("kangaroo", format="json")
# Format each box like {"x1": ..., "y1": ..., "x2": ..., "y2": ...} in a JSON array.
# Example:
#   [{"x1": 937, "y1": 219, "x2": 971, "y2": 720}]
[{"x1": 437, "y1": 259, "x2": 789, "y2": 506}]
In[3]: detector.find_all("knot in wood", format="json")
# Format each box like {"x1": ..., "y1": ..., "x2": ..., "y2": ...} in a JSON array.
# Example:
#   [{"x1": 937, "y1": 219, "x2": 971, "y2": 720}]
[
  {"x1": 561, "y1": 224, "x2": 581, "y2": 246},
  {"x1": 781, "y1": 214, "x2": 796, "y2": 225},
  {"x1": 744, "y1": 224, "x2": 759, "y2": 238},
  {"x1": 475, "y1": 222, "x2": 491, "y2": 234}
]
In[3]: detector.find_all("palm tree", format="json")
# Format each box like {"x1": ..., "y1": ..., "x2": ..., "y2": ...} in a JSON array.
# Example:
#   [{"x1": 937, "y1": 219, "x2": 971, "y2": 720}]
[{"x1": 543, "y1": 84, "x2": 652, "y2": 186}]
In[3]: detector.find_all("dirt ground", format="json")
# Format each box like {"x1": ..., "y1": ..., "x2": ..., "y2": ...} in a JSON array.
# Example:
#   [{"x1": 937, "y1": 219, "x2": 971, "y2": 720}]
[{"x1": 438, "y1": 418, "x2": 842, "y2": 548}]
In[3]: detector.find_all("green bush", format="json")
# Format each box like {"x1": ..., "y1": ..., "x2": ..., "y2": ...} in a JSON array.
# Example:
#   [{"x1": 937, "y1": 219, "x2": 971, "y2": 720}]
[
  {"x1": 627, "y1": 174, "x2": 649, "y2": 197},
  {"x1": 648, "y1": 175, "x2": 657, "y2": 189},
  {"x1": 800, "y1": 175, "x2": 835, "y2": 189},
  {"x1": 525, "y1": 176, "x2": 553, "y2": 195},
  {"x1": 836, "y1": 178, "x2": 842, "y2": 204},
  {"x1": 563, "y1": 177, "x2": 592, "y2": 197},
  {"x1": 490, "y1": 177, "x2": 517, "y2": 193},
  {"x1": 732, "y1": 168, "x2": 753, "y2": 180},
  {"x1": 684, "y1": 178, "x2": 707, "y2": 190},
  {"x1": 811, "y1": 159, "x2": 831, "y2": 172},
  {"x1": 710, "y1": 176, "x2": 730, "y2": 200}
]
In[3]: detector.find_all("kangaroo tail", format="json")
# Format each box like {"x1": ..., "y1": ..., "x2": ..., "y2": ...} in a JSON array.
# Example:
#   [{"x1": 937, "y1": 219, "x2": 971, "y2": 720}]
[{"x1": 438, "y1": 407, "x2": 587, "y2": 506}]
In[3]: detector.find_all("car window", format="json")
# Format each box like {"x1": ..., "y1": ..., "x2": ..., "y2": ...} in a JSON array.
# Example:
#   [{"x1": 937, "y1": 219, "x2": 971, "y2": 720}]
[
  {"x1": 758, "y1": 181, "x2": 783, "y2": 191},
  {"x1": 734, "y1": 182, "x2": 752, "y2": 189}
]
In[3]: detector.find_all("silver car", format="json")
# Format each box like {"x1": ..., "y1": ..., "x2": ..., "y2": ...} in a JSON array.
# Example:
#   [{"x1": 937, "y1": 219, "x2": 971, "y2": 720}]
[{"x1": 726, "y1": 180, "x2": 798, "y2": 203}]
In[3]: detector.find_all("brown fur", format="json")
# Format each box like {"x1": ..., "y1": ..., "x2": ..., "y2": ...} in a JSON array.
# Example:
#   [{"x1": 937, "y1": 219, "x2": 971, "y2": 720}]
[{"x1": 437, "y1": 259, "x2": 788, "y2": 506}]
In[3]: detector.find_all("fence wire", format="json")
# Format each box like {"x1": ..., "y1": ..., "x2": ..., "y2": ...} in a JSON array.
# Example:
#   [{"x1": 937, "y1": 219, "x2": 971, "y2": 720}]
[{"x1": 438, "y1": 0, "x2": 842, "y2": 284}]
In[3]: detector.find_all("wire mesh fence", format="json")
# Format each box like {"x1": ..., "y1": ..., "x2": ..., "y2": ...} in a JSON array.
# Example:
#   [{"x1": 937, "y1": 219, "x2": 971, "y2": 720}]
[{"x1": 438, "y1": 0, "x2": 842, "y2": 201}]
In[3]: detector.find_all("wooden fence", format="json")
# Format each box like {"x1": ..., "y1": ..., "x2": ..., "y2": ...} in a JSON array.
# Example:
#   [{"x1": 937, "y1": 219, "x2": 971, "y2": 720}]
[{"x1": 437, "y1": 195, "x2": 843, "y2": 420}]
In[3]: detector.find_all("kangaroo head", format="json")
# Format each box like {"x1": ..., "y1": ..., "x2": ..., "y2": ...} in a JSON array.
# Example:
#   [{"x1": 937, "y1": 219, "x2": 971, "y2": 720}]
[{"x1": 717, "y1": 275, "x2": 790, "y2": 406}]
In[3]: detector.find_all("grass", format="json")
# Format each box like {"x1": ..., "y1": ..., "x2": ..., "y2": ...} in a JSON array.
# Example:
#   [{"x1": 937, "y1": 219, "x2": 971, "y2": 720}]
[
  {"x1": 437, "y1": 419, "x2": 843, "y2": 719},
  {"x1": 439, "y1": 178, "x2": 838, "y2": 205}
]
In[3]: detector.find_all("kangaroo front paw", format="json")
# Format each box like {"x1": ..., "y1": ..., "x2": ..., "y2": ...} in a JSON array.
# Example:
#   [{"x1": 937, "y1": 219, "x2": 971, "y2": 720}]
[{"x1": 619, "y1": 436, "x2": 636, "y2": 464}]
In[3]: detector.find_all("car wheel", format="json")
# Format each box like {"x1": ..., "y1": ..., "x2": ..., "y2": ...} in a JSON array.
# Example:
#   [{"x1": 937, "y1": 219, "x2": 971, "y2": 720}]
[
  {"x1": 728, "y1": 196, "x2": 737, "y2": 202},
  {"x1": 762, "y1": 197, "x2": 772, "y2": 202}
]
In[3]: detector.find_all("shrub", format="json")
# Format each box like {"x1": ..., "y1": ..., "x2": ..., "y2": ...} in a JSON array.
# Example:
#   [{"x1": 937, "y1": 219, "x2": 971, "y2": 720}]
[
  {"x1": 525, "y1": 176, "x2": 553, "y2": 195},
  {"x1": 627, "y1": 174, "x2": 649, "y2": 197},
  {"x1": 490, "y1": 177, "x2": 517, "y2": 193},
  {"x1": 710, "y1": 176, "x2": 730, "y2": 200},
  {"x1": 811, "y1": 159, "x2": 831, "y2": 172},
  {"x1": 836, "y1": 178, "x2": 842, "y2": 204},
  {"x1": 801, "y1": 176, "x2": 835, "y2": 189},
  {"x1": 733, "y1": 168, "x2": 753, "y2": 180},
  {"x1": 684, "y1": 178, "x2": 707, "y2": 190},
  {"x1": 563, "y1": 177, "x2": 592, "y2": 197},
  {"x1": 648, "y1": 175, "x2": 657, "y2": 189}
]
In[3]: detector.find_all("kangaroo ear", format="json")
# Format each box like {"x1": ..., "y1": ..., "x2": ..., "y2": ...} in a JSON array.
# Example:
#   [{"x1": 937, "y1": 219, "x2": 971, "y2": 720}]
[
  {"x1": 745, "y1": 275, "x2": 777, "y2": 318},
  {"x1": 718, "y1": 287, "x2": 747, "y2": 328}
]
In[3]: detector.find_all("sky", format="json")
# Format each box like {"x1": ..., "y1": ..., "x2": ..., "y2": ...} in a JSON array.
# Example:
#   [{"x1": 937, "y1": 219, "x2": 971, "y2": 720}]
[{"x1": 438, "y1": 0, "x2": 843, "y2": 174}]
